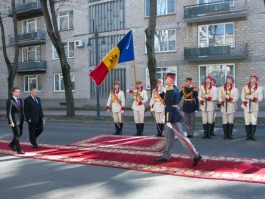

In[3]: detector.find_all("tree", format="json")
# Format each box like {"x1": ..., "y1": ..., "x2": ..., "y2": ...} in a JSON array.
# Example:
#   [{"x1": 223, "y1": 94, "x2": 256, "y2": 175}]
[
  {"x1": 145, "y1": 0, "x2": 157, "y2": 90},
  {"x1": 0, "y1": 0, "x2": 19, "y2": 98},
  {"x1": 40, "y1": 0, "x2": 75, "y2": 117}
]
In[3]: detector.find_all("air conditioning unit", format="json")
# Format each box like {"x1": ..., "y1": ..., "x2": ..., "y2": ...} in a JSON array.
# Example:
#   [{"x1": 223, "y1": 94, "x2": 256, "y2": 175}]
[{"x1": 75, "y1": 40, "x2": 84, "y2": 48}]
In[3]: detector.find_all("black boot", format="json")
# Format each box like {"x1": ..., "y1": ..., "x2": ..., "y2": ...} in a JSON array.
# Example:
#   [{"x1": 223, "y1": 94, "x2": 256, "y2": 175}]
[
  {"x1": 119, "y1": 123, "x2": 123, "y2": 135},
  {"x1": 227, "y1": 124, "x2": 233, "y2": 140},
  {"x1": 156, "y1": 124, "x2": 163, "y2": 137},
  {"x1": 160, "y1": 123, "x2": 165, "y2": 137},
  {"x1": 139, "y1": 123, "x2": 144, "y2": 136},
  {"x1": 251, "y1": 125, "x2": 257, "y2": 141},
  {"x1": 210, "y1": 122, "x2": 216, "y2": 136},
  {"x1": 223, "y1": 124, "x2": 228, "y2": 139},
  {"x1": 202, "y1": 124, "x2": 208, "y2": 139},
  {"x1": 114, "y1": 123, "x2": 119, "y2": 135},
  {"x1": 246, "y1": 125, "x2": 251, "y2": 140},
  {"x1": 206, "y1": 123, "x2": 212, "y2": 139},
  {"x1": 134, "y1": 124, "x2": 141, "y2": 136}
]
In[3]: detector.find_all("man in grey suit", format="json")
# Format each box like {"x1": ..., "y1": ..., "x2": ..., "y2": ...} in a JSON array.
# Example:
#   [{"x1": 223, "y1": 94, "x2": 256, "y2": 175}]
[{"x1": 6, "y1": 87, "x2": 25, "y2": 154}]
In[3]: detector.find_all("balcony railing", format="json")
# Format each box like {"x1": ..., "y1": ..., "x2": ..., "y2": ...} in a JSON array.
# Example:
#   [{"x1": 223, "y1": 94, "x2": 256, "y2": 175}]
[
  {"x1": 184, "y1": 0, "x2": 247, "y2": 23},
  {"x1": 9, "y1": 31, "x2": 46, "y2": 47},
  {"x1": 17, "y1": 61, "x2": 47, "y2": 73},
  {"x1": 184, "y1": 43, "x2": 248, "y2": 62},
  {"x1": 8, "y1": 0, "x2": 42, "y2": 20}
]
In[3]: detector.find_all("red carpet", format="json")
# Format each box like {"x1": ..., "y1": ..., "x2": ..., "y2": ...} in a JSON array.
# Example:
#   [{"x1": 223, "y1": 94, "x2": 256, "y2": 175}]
[
  {"x1": 0, "y1": 140, "x2": 265, "y2": 184},
  {"x1": 69, "y1": 135, "x2": 166, "y2": 152}
]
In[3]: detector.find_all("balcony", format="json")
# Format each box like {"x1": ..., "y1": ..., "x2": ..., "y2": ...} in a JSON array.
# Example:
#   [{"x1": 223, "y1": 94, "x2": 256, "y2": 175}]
[
  {"x1": 184, "y1": 43, "x2": 248, "y2": 62},
  {"x1": 17, "y1": 61, "x2": 47, "y2": 73},
  {"x1": 8, "y1": 0, "x2": 42, "y2": 20},
  {"x1": 9, "y1": 31, "x2": 46, "y2": 47},
  {"x1": 184, "y1": 0, "x2": 247, "y2": 24}
]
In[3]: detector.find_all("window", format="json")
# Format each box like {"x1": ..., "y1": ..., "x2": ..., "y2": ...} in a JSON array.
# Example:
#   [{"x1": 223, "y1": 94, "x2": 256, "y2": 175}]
[
  {"x1": 145, "y1": 0, "x2": 175, "y2": 17},
  {"x1": 24, "y1": 75, "x2": 41, "y2": 92},
  {"x1": 22, "y1": 46, "x2": 40, "y2": 62},
  {"x1": 52, "y1": 42, "x2": 74, "y2": 59},
  {"x1": 88, "y1": 0, "x2": 125, "y2": 33},
  {"x1": 22, "y1": 18, "x2": 41, "y2": 34},
  {"x1": 54, "y1": 73, "x2": 75, "y2": 92},
  {"x1": 198, "y1": 23, "x2": 235, "y2": 47},
  {"x1": 146, "y1": 66, "x2": 178, "y2": 89},
  {"x1": 152, "y1": 29, "x2": 176, "y2": 53},
  {"x1": 198, "y1": 0, "x2": 235, "y2": 7},
  {"x1": 57, "y1": 11, "x2": 73, "y2": 31},
  {"x1": 199, "y1": 64, "x2": 235, "y2": 87}
]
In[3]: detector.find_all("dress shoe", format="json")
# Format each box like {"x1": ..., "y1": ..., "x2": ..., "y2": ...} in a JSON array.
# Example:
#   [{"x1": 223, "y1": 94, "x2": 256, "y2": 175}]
[
  {"x1": 187, "y1": 135, "x2": 194, "y2": 138},
  {"x1": 8, "y1": 143, "x2": 16, "y2": 151},
  {"x1": 193, "y1": 155, "x2": 202, "y2": 166},
  {"x1": 32, "y1": 145, "x2": 39, "y2": 149},
  {"x1": 17, "y1": 150, "x2": 25, "y2": 154},
  {"x1": 155, "y1": 156, "x2": 169, "y2": 162}
]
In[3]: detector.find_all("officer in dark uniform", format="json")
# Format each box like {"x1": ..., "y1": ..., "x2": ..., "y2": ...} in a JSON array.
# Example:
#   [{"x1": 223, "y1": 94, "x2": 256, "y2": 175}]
[
  {"x1": 179, "y1": 77, "x2": 199, "y2": 138},
  {"x1": 155, "y1": 73, "x2": 202, "y2": 166}
]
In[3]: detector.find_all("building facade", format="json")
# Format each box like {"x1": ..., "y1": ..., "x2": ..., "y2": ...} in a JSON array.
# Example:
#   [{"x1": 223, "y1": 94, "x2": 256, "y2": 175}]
[{"x1": 0, "y1": 0, "x2": 264, "y2": 109}]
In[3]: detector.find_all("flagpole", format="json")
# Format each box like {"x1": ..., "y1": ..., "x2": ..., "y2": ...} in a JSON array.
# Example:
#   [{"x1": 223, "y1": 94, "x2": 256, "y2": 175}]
[{"x1": 133, "y1": 60, "x2": 137, "y2": 88}]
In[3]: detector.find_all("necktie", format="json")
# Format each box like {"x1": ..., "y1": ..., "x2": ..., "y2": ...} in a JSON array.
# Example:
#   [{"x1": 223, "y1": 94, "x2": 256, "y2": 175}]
[
  {"x1": 34, "y1": 98, "x2": 38, "y2": 104},
  {"x1": 16, "y1": 99, "x2": 20, "y2": 106}
]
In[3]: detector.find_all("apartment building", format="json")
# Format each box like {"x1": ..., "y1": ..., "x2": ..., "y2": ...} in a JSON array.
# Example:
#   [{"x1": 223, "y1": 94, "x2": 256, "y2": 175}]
[{"x1": 0, "y1": 0, "x2": 265, "y2": 109}]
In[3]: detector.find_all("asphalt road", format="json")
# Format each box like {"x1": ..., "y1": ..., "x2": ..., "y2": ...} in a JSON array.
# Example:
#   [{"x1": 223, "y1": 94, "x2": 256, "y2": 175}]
[{"x1": 0, "y1": 121, "x2": 264, "y2": 199}]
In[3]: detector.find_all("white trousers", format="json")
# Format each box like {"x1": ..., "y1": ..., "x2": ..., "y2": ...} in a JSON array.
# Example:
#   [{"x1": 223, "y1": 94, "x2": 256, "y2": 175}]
[
  {"x1": 222, "y1": 113, "x2": 234, "y2": 124},
  {"x1": 202, "y1": 111, "x2": 214, "y2": 124},
  {"x1": 244, "y1": 111, "x2": 258, "y2": 125},
  {"x1": 154, "y1": 112, "x2": 164, "y2": 123},
  {"x1": 113, "y1": 111, "x2": 123, "y2": 123},
  {"x1": 133, "y1": 110, "x2": 145, "y2": 123}
]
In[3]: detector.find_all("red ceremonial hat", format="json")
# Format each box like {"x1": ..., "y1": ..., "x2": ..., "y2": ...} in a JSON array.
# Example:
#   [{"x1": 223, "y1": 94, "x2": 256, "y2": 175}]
[
  {"x1": 226, "y1": 75, "x2": 234, "y2": 83},
  {"x1": 250, "y1": 74, "x2": 258, "y2": 81},
  {"x1": 186, "y1": 77, "x2": 192, "y2": 82},
  {"x1": 166, "y1": 73, "x2": 176, "y2": 79},
  {"x1": 212, "y1": 77, "x2": 216, "y2": 83},
  {"x1": 207, "y1": 75, "x2": 213, "y2": 81},
  {"x1": 136, "y1": 80, "x2": 142, "y2": 85}
]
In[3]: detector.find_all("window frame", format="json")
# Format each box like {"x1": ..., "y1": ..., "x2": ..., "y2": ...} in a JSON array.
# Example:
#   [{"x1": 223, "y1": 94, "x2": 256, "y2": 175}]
[
  {"x1": 146, "y1": 66, "x2": 178, "y2": 90},
  {"x1": 21, "y1": 17, "x2": 40, "y2": 34},
  {"x1": 52, "y1": 41, "x2": 74, "y2": 60},
  {"x1": 54, "y1": 73, "x2": 75, "y2": 92},
  {"x1": 21, "y1": 45, "x2": 41, "y2": 62},
  {"x1": 23, "y1": 75, "x2": 41, "y2": 92},
  {"x1": 198, "y1": 22, "x2": 235, "y2": 48},
  {"x1": 57, "y1": 11, "x2": 73, "y2": 31},
  {"x1": 198, "y1": 63, "x2": 236, "y2": 87},
  {"x1": 145, "y1": 0, "x2": 176, "y2": 17}
]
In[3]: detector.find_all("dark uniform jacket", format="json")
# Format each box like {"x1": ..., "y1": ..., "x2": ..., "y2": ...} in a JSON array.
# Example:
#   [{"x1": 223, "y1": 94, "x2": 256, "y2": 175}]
[
  {"x1": 6, "y1": 98, "x2": 24, "y2": 125},
  {"x1": 179, "y1": 86, "x2": 199, "y2": 113},
  {"x1": 24, "y1": 96, "x2": 44, "y2": 123},
  {"x1": 165, "y1": 84, "x2": 182, "y2": 123}
]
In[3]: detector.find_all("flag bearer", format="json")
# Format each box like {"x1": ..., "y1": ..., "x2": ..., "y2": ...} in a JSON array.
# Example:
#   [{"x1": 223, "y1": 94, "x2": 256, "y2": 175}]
[{"x1": 106, "y1": 81, "x2": 125, "y2": 135}]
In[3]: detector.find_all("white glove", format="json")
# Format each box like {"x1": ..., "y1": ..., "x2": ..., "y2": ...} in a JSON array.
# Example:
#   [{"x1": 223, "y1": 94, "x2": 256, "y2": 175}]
[
  {"x1": 225, "y1": 95, "x2": 230, "y2": 99},
  {"x1": 247, "y1": 95, "x2": 253, "y2": 100},
  {"x1": 166, "y1": 123, "x2": 173, "y2": 129}
]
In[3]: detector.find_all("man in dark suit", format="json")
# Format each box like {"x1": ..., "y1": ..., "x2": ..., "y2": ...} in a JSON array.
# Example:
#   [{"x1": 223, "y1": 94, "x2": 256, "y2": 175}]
[
  {"x1": 24, "y1": 88, "x2": 44, "y2": 149},
  {"x1": 6, "y1": 87, "x2": 25, "y2": 154}
]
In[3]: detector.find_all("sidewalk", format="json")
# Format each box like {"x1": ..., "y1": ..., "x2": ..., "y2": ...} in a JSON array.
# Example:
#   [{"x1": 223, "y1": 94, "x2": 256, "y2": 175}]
[{"x1": 1, "y1": 109, "x2": 265, "y2": 117}]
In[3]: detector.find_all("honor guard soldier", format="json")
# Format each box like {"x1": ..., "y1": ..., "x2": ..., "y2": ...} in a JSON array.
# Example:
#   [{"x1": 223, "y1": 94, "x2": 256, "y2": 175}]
[
  {"x1": 149, "y1": 79, "x2": 165, "y2": 137},
  {"x1": 219, "y1": 75, "x2": 239, "y2": 140},
  {"x1": 127, "y1": 81, "x2": 148, "y2": 136},
  {"x1": 179, "y1": 77, "x2": 199, "y2": 138},
  {"x1": 106, "y1": 81, "x2": 125, "y2": 135},
  {"x1": 241, "y1": 75, "x2": 263, "y2": 140},
  {"x1": 211, "y1": 77, "x2": 218, "y2": 136},
  {"x1": 155, "y1": 73, "x2": 202, "y2": 166},
  {"x1": 198, "y1": 76, "x2": 217, "y2": 139}
]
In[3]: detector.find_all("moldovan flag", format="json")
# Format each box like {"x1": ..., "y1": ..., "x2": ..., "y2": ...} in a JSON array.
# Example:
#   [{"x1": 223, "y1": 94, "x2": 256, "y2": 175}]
[{"x1": 89, "y1": 30, "x2": 135, "y2": 86}]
